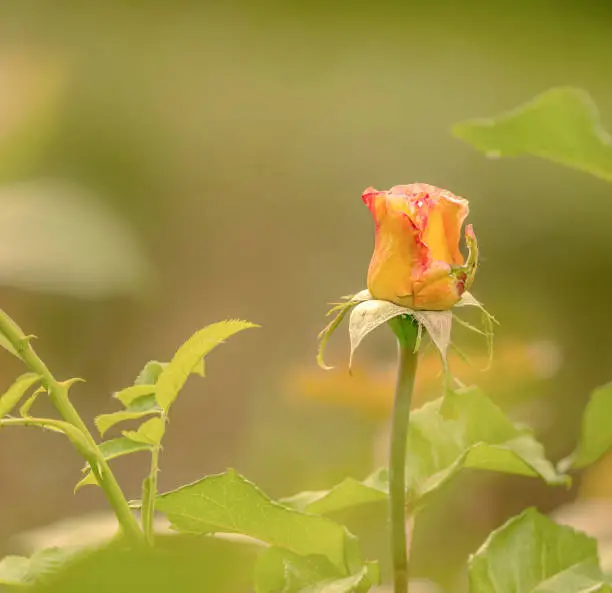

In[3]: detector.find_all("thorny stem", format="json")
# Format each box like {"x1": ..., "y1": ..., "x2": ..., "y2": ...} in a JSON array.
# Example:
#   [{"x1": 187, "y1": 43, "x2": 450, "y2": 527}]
[
  {"x1": 388, "y1": 316, "x2": 419, "y2": 593},
  {"x1": 0, "y1": 310, "x2": 145, "y2": 545}
]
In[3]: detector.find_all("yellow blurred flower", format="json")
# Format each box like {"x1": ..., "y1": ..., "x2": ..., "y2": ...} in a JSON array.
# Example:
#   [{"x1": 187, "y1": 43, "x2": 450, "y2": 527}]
[{"x1": 284, "y1": 339, "x2": 562, "y2": 419}]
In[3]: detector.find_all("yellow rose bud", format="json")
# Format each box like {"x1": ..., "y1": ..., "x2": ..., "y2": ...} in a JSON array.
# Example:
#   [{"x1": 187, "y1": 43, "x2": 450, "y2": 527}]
[{"x1": 362, "y1": 183, "x2": 477, "y2": 311}]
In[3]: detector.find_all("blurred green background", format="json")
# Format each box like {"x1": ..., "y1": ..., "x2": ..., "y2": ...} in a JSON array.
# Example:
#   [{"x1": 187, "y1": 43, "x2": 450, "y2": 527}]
[{"x1": 1, "y1": 0, "x2": 612, "y2": 589}]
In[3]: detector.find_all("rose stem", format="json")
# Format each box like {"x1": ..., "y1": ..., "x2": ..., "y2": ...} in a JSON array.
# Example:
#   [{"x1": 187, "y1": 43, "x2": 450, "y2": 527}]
[{"x1": 388, "y1": 315, "x2": 419, "y2": 593}]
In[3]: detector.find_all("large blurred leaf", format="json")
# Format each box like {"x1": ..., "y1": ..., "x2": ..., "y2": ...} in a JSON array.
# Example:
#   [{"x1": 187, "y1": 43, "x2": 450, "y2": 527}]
[
  {"x1": 469, "y1": 508, "x2": 610, "y2": 592},
  {"x1": 559, "y1": 382, "x2": 612, "y2": 471},
  {"x1": 156, "y1": 469, "x2": 358, "y2": 574},
  {"x1": 0, "y1": 547, "x2": 80, "y2": 586},
  {"x1": 282, "y1": 388, "x2": 567, "y2": 517},
  {"x1": 0, "y1": 181, "x2": 151, "y2": 298},
  {"x1": 31, "y1": 535, "x2": 258, "y2": 593},
  {"x1": 155, "y1": 320, "x2": 258, "y2": 411},
  {"x1": 453, "y1": 87, "x2": 612, "y2": 183}
]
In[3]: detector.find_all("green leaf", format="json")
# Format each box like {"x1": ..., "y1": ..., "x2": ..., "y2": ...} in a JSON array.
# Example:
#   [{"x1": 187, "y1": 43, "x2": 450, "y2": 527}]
[
  {"x1": 453, "y1": 87, "x2": 612, "y2": 183},
  {"x1": 254, "y1": 549, "x2": 378, "y2": 593},
  {"x1": 76, "y1": 437, "x2": 153, "y2": 492},
  {"x1": 0, "y1": 330, "x2": 20, "y2": 359},
  {"x1": 99, "y1": 436, "x2": 153, "y2": 460},
  {"x1": 469, "y1": 508, "x2": 610, "y2": 592},
  {"x1": 26, "y1": 534, "x2": 259, "y2": 593},
  {"x1": 135, "y1": 360, "x2": 166, "y2": 385},
  {"x1": 559, "y1": 382, "x2": 612, "y2": 471},
  {"x1": 282, "y1": 388, "x2": 567, "y2": 518},
  {"x1": 75, "y1": 438, "x2": 154, "y2": 493},
  {"x1": 407, "y1": 388, "x2": 569, "y2": 506},
  {"x1": 94, "y1": 409, "x2": 159, "y2": 437},
  {"x1": 122, "y1": 416, "x2": 165, "y2": 445},
  {"x1": 156, "y1": 469, "x2": 356, "y2": 574},
  {"x1": 281, "y1": 468, "x2": 389, "y2": 515},
  {"x1": 113, "y1": 384, "x2": 156, "y2": 407},
  {"x1": 0, "y1": 547, "x2": 81, "y2": 586},
  {"x1": 123, "y1": 394, "x2": 159, "y2": 413},
  {"x1": 155, "y1": 320, "x2": 258, "y2": 411},
  {"x1": 1, "y1": 416, "x2": 95, "y2": 460},
  {"x1": 300, "y1": 565, "x2": 374, "y2": 593},
  {"x1": 0, "y1": 373, "x2": 40, "y2": 418},
  {"x1": 254, "y1": 548, "x2": 340, "y2": 593}
]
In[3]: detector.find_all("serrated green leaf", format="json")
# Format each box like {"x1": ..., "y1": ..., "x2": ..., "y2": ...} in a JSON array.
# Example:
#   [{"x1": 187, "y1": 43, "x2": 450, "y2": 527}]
[
  {"x1": 0, "y1": 547, "x2": 81, "y2": 586},
  {"x1": 453, "y1": 87, "x2": 612, "y2": 183},
  {"x1": 135, "y1": 360, "x2": 166, "y2": 385},
  {"x1": 113, "y1": 384, "x2": 156, "y2": 407},
  {"x1": 94, "y1": 409, "x2": 159, "y2": 437},
  {"x1": 469, "y1": 508, "x2": 609, "y2": 593},
  {"x1": 559, "y1": 382, "x2": 612, "y2": 471},
  {"x1": 156, "y1": 469, "x2": 355, "y2": 574},
  {"x1": 155, "y1": 320, "x2": 258, "y2": 411},
  {"x1": 0, "y1": 373, "x2": 40, "y2": 418},
  {"x1": 281, "y1": 468, "x2": 388, "y2": 515},
  {"x1": 122, "y1": 416, "x2": 165, "y2": 445}
]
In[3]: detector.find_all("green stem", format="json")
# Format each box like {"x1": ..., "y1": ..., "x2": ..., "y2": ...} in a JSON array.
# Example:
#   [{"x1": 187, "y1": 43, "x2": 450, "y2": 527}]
[
  {"x1": 388, "y1": 316, "x2": 419, "y2": 593},
  {"x1": 141, "y1": 422, "x2": 163, "y2": 544},
  {"x1": 0, "y1": 310, "x2": 144, "y2": 545}
]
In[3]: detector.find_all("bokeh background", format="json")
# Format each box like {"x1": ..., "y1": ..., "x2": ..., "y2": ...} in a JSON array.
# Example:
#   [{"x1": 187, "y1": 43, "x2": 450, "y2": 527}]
[{"x1": 1, "y1": 1, "x2": 612, "y2": 589}]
